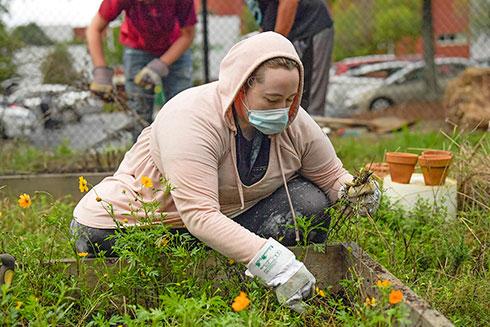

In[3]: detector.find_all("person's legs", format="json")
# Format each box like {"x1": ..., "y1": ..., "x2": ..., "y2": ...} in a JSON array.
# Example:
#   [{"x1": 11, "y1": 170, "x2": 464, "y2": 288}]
[
  {"x1": 293, "y1": 36, "x2": 314, "y2": 111},
  {"x1": 308, "y1": 27, "x2": 334, "y2": 117},
  {"x1": 69, "y1": 219, "x2": 119, "y2": 257},
  {"x1": 161, "y1": 48, "x2": 193, "y2": 101},
  {"x1": 70, "y1": 219, "x2": 197, "y2": 257},
  {"x1": 233, "y1": 176, "x2": 331, "y2": 246},
  {"x1": 123, "y1": 47, "x2": 156, "y2": 140}
]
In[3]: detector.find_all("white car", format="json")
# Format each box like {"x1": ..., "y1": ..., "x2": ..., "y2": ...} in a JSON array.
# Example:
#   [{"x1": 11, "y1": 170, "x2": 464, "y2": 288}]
[
  {"x1": 327, "y1": 61, "x2": 410, "y2": 116},
  {"x1": 329, "y1": 57, "x2": 473, "y2": 115}
]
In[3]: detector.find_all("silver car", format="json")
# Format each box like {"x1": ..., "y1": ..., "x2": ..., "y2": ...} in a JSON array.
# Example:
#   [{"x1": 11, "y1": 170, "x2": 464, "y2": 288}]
[
  {"x1": 326, "y1": 61, "x2": 409, "y2": 116},
  {"x1": 332, "y1": 57, "x2": 472, "y2": 115}
]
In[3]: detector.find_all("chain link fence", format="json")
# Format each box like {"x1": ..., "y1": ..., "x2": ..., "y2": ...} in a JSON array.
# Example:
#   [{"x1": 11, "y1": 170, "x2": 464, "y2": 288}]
[{"x1": 0, "y1": 0, "x2": 488, "y2": 175}]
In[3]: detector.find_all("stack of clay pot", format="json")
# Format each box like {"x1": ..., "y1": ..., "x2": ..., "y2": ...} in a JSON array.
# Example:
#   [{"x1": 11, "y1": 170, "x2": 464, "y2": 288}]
[
  {"x1": 384, "y1": 150, "x2": 453, "y2": 185},
  {"x1": 418, "y1": 150, "x2": 453, "y2": 186}
]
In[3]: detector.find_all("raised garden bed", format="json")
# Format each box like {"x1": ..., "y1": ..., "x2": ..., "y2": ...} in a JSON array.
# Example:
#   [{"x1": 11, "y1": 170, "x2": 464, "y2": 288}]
[{"x1": 36, "y1": 243, "x2": 452, "y2": 326}]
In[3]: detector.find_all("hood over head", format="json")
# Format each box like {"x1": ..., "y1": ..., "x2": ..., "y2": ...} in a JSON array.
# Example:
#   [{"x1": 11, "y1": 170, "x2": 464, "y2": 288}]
[{"x1": 218, "y1": 32, "x2": 304, "y2": 131}]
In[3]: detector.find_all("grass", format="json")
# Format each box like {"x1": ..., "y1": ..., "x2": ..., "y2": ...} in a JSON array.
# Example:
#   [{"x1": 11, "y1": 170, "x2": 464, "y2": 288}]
[{"x1": 0, "y1": 128, "x2": 489, "y2": 325}]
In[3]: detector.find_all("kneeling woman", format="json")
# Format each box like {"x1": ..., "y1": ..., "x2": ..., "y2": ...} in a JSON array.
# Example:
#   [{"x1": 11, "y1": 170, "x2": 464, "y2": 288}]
[{"x1": 71, "y1": 32, "x2": 379, "y2": 311}]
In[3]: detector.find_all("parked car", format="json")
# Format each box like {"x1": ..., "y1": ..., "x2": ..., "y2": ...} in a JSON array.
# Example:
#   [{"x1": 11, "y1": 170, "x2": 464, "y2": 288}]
[
  {"x1": 326, "y1": 61, "x2": 410, "y2": 116},
  {"x1": 330, "y1": 57, "x2": 472, "y2": 115},
  {"x1": 331, "y1": 54, "x2": 397, "y2": 76}
]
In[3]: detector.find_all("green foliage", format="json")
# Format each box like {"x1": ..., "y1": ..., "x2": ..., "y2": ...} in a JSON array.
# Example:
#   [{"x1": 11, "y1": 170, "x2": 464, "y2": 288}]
[
  {"x1": 40, "y1": 43, "x2": 81, "y2": 85},
  {"x1": 103, "y1": 25, "x2": 124, "y2": 66},
  {"x1": 240, "y1": 5, "x2": 260, "y2": 35},
  {"x1": 12, "y1": 23, "x2": 53, "y2": 46},
  {"x1": 0, "y1": 21, "x2": 20, "y2": 83},
  {"x1": 332, "y1": 0, "x2": 421, "y2": 60},
  {"x1": 0, "y1": 130, "x2": 489, "y2": 325}
]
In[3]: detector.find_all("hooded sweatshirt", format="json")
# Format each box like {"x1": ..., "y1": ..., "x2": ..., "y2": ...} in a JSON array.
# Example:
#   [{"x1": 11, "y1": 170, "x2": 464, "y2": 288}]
[{"x1": 74, "y1": 32, "x2": 352, "y2": 263}]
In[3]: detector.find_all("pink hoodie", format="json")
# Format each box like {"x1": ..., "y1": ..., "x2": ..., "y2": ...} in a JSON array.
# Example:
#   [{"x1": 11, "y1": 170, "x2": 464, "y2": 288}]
[{"x1": 74, "y1": 32, "x2": 352, "y2": 263}]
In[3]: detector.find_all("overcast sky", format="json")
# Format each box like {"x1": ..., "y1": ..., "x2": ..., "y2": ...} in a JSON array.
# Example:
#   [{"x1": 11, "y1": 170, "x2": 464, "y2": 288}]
[{"x1": 3, "y1": 0, "x2": 103, "y2": 27}]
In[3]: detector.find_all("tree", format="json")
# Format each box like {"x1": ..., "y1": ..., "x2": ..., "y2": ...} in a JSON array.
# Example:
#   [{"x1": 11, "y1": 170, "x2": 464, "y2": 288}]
[
  {"x1": 12, "y1": 22, "x2": 53, "y2": 46},
  {"x1": 332, "y1": 0, "x2": 421, "y2": 60},
  {"x1": 0, "y1": 1, "x2": 20, "y2": 83},
  {"x1": 422, "y1": 0, "x2": 440, "y2": 97}
]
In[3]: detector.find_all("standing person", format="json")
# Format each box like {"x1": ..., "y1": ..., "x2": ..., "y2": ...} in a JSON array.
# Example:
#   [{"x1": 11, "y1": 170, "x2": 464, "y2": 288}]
[
  {"x1": 86, "y1": 0, "x2": 197, "y2": 139},
  {"x1": 72, "y1": 32, "x2": 379, "y2": 312},
  {"x1": 246, "y1": 0, "x2": 334, "y2": 116}
]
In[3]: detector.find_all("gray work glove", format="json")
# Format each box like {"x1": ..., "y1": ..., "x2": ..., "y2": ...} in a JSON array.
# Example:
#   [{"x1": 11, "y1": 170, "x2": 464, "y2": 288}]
[
  {"x1": 89, "y1": 67, "x2": 114, "y2": 100},
  {"x1": 134, "y1": 58, "x2": 169, "y2": 90},
  {"x1": 338, "y1": 178, "x2": 381, "y2": 216},
  {"x1": 246, "y1": 238, "x2": 315, "y2": 313}
]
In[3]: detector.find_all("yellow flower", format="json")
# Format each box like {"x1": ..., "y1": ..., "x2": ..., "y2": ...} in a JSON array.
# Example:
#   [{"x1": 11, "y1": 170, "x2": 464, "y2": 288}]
[
  {"x1": 18, "y1": 193, "x2": 32, "y2": 208},
  {"x1": 231, "y1": 291, "x2": 250, "y2": 312},
  {"x1": 78, "y1": 252, "x2": 89, "y2": 258},
  {"x1": 155, "y1": 236, "x2": 169, "y2": 247},
  {"x1": 95, "y1": 196, "x2": 102, "y2": 202},
  {"x1": 228, "y1": 259, "x2": 235, "y2": 265},
  {"x1": 79, "y1": 176, "x2": 88, "y2": 193},
  {"x1": 141, "y1": 176, "x2": 153, "y2": 188},
  {"x1": 315, "y1": 287, "x2": 326, "y2": 298},
  {"x1": 364, "y1": 296, "x2": 377, "y2": 307},
  {"x1": 389, "y1": 289, "x2": 404, "y2": 305},
  {"x1": 122, "y1": 218, "x2": 129, "y2": 224},
  {"x1": 376, "y1": 279, "x2": 392, "y2": 288},
  {"x1": 15, "y1": 301, "x2": 22, "y2": 310}
]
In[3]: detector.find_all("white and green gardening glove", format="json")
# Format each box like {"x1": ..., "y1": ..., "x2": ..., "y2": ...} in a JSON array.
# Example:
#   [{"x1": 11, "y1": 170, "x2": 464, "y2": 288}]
[
  {"x1": 246, "y1": 238, "x2": 315, "y2": 313},
  {"x1": 134, "y1": 58, "x2": 169, "y2": 90},
  {"x1": 338, "y1": 177, "x2": 381, "y2": 216}
]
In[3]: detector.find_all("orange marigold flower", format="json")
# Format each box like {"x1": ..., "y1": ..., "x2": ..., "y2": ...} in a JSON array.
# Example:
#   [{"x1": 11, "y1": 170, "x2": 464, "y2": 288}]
[
  {"x1": 18, "y1": 193, "x2": 32, "y2": 208},
  {"x1": 316, "y1": 287, "x2": 326, "y2": 298},
  {"x1": 141, "y1": 176, "x2": 153, "y2": 188},
  {"x1": 79, "y1": 176, "x2": 89, "y2": 193},
  {"x1": 78, "y1": 252, "x2": 89, "y2": 258},
  {"x1": 389, "y1": 289, "x2": 403, "y2": 304},
  {"x1": 376, "y1": 279, "x2": 392, "y2": 288},
  {"x1": 231, "y1": 291, "x2": 250, "y2": 312},
  {"x1": 364, "y1": 296, "x2": 377, "y2": 307}
]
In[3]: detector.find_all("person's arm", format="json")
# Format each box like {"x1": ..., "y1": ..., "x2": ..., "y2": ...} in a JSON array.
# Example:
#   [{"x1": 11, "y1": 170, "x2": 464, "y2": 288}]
[
  {"x1": 294, "y1": 110, "x2": 353, "y2": 201},
  {"x1": 86, "y1": 13, "x2": 110, "y2": 68},
  {"x1": 274, "y1": 0, "x2": 299, "y2": 37},
  {"x1": 160, "y1": 25, "x2": 195, "y2": 66}
]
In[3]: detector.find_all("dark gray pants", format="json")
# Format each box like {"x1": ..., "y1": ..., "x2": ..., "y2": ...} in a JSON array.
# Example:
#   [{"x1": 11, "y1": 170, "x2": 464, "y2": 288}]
[
  {"x1": 293, "y1": 26, "x2": 334, "y2": 117},
  {"x1": 70, "y1": 177, "x2": 331, "y2": 257}
]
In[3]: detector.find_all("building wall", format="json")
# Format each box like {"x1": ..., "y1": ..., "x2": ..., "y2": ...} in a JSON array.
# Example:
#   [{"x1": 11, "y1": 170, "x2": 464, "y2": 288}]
[{"x1": 396, "y1": 0, "x2": 470, "y2": 58}]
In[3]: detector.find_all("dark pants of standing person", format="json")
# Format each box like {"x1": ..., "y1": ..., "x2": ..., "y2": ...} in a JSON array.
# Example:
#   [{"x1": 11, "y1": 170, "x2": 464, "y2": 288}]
[
  {"x1": 293, "y1": 26, "x2": 334, "y2": 117},
  {"x1": 70, "y1": 176, "x2": 331, "y2": 257}
]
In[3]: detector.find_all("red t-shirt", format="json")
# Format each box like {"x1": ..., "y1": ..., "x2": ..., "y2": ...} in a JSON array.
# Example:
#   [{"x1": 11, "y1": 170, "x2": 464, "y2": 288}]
[{"x1": 99, "y1": 0, "x2": 197, "y2": 56}]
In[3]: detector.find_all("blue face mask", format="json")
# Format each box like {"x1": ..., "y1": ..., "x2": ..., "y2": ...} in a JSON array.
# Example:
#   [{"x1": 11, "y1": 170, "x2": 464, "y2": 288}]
[{"x1": 245, "y1": 106, "x2": 290, "y2": 135}]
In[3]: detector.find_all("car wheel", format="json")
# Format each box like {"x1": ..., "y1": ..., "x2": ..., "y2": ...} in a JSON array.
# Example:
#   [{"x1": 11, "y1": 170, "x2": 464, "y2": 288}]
[{"x1": 369, "y1": 97, "x2": 393, "y2": 112}]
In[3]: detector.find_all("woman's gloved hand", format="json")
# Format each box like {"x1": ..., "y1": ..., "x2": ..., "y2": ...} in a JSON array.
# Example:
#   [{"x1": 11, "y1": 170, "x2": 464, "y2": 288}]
[
  {"x1": 134, "y1": 59, "x2": 169, "y2": 90},
  {"x1": 338, "y1": 176, "x2": 381, "y2": 216},
  {"x1": 246, "y1": 238, "x2": 315, "y2": 313}
]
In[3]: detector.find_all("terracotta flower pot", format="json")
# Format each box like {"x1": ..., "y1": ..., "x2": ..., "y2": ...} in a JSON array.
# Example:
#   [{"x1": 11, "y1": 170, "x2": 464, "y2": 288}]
[
  {"x1": 421, "y1": 149, "x2": 453, "y2": 158},
  {"x1": 418, "y1": 155, "x2": 452, "y2": 186},
  {"x1": 364, "y1": 162, "x2": 390, "y2": 179},
  {"x1": 385, "y1": 152, "x2": 418, "y2": 184}
]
